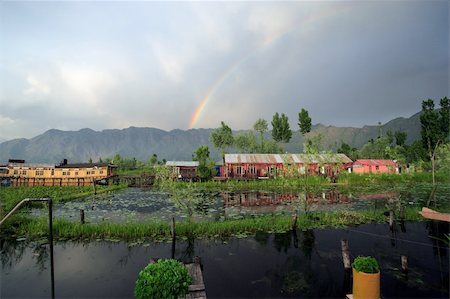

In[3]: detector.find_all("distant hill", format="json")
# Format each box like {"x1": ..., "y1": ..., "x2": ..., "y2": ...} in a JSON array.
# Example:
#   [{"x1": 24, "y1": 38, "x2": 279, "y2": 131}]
[{"x1": 0, "y1": 112, "x2": 422, "y2": 163}]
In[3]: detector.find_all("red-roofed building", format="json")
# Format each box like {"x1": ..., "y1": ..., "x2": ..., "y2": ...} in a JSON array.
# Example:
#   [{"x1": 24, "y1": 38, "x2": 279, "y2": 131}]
[{"x1": 352, "y1": 159, "x2": 399, "y2": 174}]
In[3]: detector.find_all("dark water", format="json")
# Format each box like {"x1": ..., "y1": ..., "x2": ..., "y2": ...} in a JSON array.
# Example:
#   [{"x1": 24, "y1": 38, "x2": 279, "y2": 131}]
[{"x1": 2, "y1": 222, "x2": 448, "y2": 298}]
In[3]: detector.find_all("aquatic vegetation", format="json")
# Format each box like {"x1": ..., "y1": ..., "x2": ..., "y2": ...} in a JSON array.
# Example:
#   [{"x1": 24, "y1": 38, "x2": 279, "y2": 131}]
[
  {"x1": 8, "y1": 206, "x2": 425, "y2": 242},
  {"x1": 0, "y1": 184, "x2": 127, "y2": 216}
]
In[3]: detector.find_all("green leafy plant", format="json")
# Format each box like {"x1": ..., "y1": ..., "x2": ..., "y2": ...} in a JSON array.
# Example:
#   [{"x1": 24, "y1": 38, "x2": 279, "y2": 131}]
[
  {"x1": 352, "y1": 256, "x2": 380, "y2": 274},
  {"x1": 134, "y1": 259, "x2": 192, "y2": 299}
]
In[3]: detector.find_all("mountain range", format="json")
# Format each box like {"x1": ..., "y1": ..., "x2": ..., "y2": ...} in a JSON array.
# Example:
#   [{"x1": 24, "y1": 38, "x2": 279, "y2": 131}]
[{"x1": 0, "y1": 111, "x2": 422, "y2": 164}]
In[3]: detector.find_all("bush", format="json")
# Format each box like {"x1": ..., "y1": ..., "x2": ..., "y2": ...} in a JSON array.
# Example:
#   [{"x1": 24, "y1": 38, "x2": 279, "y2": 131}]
[
  {"x1": 352, "y1": 256, "x2": 379, "y2": 274},
  {"x1": 134, "y1": 259, "x2": 192, "y2": 299}
]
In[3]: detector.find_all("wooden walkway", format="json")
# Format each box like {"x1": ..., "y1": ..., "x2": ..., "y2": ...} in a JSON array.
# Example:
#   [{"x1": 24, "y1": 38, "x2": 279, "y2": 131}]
[{"x1": 185, "y1": 258, "x2": 206, "y2": 299}]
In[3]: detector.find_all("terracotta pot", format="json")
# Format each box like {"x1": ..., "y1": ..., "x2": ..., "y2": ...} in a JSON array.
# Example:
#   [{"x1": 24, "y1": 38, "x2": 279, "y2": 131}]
[{"x1": 352, "y1": 268, "x2": 380, "y2": 299}]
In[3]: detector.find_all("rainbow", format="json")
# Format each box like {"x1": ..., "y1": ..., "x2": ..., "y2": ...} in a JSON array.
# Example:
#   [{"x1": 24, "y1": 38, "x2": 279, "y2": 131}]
[{"x1": 188, "y1": 4, "x2": 349, "y2": 129}]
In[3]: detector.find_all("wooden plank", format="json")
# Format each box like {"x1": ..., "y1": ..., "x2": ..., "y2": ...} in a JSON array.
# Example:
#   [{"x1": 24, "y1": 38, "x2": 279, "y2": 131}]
[
  {"x1": 419, "y1": 207, "x2": 450, "y2": 222},
  {"x1": 185, "y1": 262, "x2": 206, "y2": 299}
]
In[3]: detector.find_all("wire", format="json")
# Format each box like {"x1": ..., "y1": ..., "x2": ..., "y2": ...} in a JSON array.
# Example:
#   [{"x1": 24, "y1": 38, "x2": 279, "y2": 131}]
[{"x1": 342, "y1": 227, "x2": 449, "y2": 250}]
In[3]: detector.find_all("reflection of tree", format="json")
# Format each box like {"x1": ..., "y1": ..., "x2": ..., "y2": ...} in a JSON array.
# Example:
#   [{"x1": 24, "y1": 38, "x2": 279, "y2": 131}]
[
  {"x1": 33, "y1": 242, "x2": 50, "y2": 272},
  {"x1": 301, "y1": 229, "x2": 315, "y2": 259},
  {"x1": 1, "y1": 239, "x2": 28, "y2": 270},
  {"x1": 266, "y1": 255, "x2": 318, "y2": 297},
  {"x1": 427, "y1": 221, "x2": 448, "y2": 257},
  {"x1": 254, "y1": 231, "x2": 269, "y2": 246},
  {"x1": 179, "y1": 234, "x2": 195, "y2": 264},
  {"x1": 273, "y1": 232, "x2": 291, "y2": 253}
]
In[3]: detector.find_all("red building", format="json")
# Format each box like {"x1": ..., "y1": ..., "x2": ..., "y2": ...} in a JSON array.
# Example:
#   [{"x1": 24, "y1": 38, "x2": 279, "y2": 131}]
[
  {"x1": 223, "y1": 153, "x2": 352, "y2": 178},
  {"x1": 352, "y1": 159, "x2": 398, "y2": 174}
]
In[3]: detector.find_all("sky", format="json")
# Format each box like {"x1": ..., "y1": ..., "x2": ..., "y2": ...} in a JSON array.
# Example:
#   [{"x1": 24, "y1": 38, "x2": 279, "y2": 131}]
[{"x1": 0, "y1": 1, "x2": 448, "y2": 141}]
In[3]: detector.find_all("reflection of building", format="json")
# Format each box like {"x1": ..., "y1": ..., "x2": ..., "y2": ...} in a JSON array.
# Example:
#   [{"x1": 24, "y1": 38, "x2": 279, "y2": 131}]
[
  {"x1": 352, "y1": 159, "x2": 398, "y2": 174},
  {"x1": 222, "y1": 190, "x2": 352, "y2": 207},
  {"x1": 0, "y1": 159, "x2": 116, "y2": 186},
  {"x1": 223, "y1": 153, "x2": 352, "y2": 179},
  {"x1": 165, "y1": 161, "x2": 199, "y2": 181}
]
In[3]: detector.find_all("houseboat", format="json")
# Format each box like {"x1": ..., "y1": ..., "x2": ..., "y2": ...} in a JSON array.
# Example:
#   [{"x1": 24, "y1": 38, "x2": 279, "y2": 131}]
[{"x1": 0, "y1": 159, "x2": 117, "y2": 187}]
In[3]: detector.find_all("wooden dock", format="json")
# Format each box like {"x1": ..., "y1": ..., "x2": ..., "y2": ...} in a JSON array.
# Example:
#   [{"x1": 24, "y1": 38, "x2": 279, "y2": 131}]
[{"x1": 185, "y1": 258, "x2": 206, "y2": 299}]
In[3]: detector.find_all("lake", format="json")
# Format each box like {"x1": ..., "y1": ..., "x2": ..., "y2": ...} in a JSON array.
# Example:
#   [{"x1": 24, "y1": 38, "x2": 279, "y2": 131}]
[
  {"x1": 2, "y1": 222, "x2": 448, "y2": 298},
  {"x1": 30, "y1": 184, "x2": 450, "y2": 223}
]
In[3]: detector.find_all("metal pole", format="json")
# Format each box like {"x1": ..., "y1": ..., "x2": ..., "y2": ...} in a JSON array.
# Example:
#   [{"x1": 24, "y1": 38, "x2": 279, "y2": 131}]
[{"x1": 48, "y1": 199, "x2": 55, "y2": 299}]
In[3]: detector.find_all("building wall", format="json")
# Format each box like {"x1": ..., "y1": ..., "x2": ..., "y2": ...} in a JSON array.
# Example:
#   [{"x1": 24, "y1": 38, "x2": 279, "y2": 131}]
[{"x1": 353, "y1": 164, "x2": 396, "y2": 174}]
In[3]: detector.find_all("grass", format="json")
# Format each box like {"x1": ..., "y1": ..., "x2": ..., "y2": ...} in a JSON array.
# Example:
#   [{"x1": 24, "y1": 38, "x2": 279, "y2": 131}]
[
  {"x1": 6, "y1": 207, "x2": 424, "y2": 242},
  {"x1": 0, "y1": 184, "x2": 127, "y2": 217},
  {"x1": 337, "y1": 172, "x2": 450, "y2": 185}
]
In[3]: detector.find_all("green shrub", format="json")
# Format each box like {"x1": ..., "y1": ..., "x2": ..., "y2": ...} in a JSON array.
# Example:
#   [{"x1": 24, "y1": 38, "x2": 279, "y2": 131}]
[
  {"x1": 134, "y1": 259, "x2": 192, "y2": 299},
  {"x1": 352, "y1": 256, "x2": 379, "y2": 274}
]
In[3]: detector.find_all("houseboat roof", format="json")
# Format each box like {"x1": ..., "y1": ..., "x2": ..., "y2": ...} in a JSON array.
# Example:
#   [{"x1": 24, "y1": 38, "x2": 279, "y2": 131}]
[
  {"x1": 8, "y1": 163, "x2": 55, "y2": 168},
  {"x1": 353, "y1": 159, "x2": 397, "y2": 167},
  {"x1": 55, "y1": 163, "x2": 114, "y2": 168},
  {"x1": 225, "y1": 153, "x2": 352, "y2": 164},
  {"x1": 225, "y1": 154, "x2": 283, "y2": 164},
  {"x1": 165, "y1": 161, "x2": 199, "y2": 167}
]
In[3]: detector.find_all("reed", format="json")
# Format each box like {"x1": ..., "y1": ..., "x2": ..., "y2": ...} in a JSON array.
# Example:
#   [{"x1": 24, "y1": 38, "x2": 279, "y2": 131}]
[{"x1": 9, "y1": 207, "x2": 424, "y2": 242}]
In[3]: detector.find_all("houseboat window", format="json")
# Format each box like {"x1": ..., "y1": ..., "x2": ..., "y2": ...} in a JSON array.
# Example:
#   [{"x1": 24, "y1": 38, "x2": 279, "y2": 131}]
[
  {"x1": 75, "y1": 172, "x2": 78, "y2": 176},
  {"x1": 51, "y1": 169, "x2": 54, "y2": 176},
  {"x1": 14, "y1": 170, "x2": 18, "y2": 175},
  {"x1": 21, "y1": 170, "x2": 27, "y2": 175},
  {"x1": 91, "y1": 170, "x2": 96, "y2": 175},
  {"x1": 36, "y1": 170, "x2": 44, "y2": 176},
  {"x1": 100, "y1": 170, "x2": 104, "y2": 174}
]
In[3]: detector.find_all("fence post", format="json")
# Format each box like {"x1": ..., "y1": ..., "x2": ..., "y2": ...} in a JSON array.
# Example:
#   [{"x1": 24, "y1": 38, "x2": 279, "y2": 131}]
[{"x1": 341, "y1": 239, "x2": 351, "y2": 271}]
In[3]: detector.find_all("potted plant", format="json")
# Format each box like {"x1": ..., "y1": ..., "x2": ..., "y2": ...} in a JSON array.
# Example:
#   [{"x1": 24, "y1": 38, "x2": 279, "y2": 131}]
[
  {"x1": 352, "y1": 255, "x2": 380, "y2": 299},
  {"x1": 135, "y1": 259, "x2": 192, "y2": 299}
]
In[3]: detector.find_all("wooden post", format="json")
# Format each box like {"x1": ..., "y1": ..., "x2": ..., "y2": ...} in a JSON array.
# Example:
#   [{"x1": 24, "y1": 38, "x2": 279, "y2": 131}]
[
  {"x1": 291, "y1": 214, "x2": 298, "y2": 230},
  {"x1": 171, "y1": 217, "x2": 176, "y2": 259},
  {"x1": 80, "y1": 209, "x2": 85, "y2": 224},
  {"x1": 401, "y1": 256, "x2": 408, "y2": 273},
  {"x1": 399, "y1": 205, "x2": 405, "y2": 220},
  {"x1": 341, "y1": 239, "x2": 351, "y2": 271},
  {"x1": 389, "y1": 210, "x2": 394, "y2": 230},
  {"x1": 92, "y1": 179, "x2": 97, "y2": 195}
]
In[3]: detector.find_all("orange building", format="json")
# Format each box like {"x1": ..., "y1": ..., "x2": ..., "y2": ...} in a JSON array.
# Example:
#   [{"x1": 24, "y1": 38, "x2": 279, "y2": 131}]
[{"x1": 352, "y1": 159, "x2": 398, "y2": 174}]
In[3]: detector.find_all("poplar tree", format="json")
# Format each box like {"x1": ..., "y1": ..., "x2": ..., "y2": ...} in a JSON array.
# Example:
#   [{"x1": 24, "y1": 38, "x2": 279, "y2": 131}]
[
  {"x1": 420, "y1": 97, "x2": 450, "y2": 185},
  {"x1": 210, "y1": 121, "x2": 234, "y2": 163},
  {"x1": 298, "y1": 108, "x2": 312, "y2": 135},
  {"x1": 271, "y1": 112, "x2": 292, "y2": 144}
]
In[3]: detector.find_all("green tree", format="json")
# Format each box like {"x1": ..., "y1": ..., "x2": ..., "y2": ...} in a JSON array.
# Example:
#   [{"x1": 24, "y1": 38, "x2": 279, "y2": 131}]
[
  {"x1": 192, "y1": 145, "x2": 213, "y2": 181},
  {"x1": 303, "y1": 133, "x2": 325, "y2": 154},
  {"x1": 298, "y1": 108, "x2": 312, "y2": 135},
  {"x1": 235, "y1": 132, "x2": 258, "y2": 153},
  {"x1": 394, "y1": 131, "x2": 407, "y2": 146},
  {"x1": 420, "y1": 98, "x2": 450, "y2": 185},
  {"x1": 405, "y1": 140, "x2": 427, "y2": 164},
  {"x1": 210, "y1": 121, "x2": 234, "y2": 163},
  {"x1": 386, "y1": 130, "x2": 394, "y2": 144},
  {"x1": 149, "y1": 153, "x2": 158, "y2": 165},
  {"x1": 337, "y1": 142, "x2": 357, "y2": 160},
  {"x1": 253, "y1": 118, "x2": 268, "y2": 152},
  {"x1": 271, "y1": 112, "x2": 292, "y2": 145}
]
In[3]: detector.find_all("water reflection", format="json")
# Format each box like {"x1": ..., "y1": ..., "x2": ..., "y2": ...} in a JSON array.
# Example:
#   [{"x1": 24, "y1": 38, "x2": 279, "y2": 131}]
[
  {"x1": 2, "y1": 222, "x2": 448, "y2": 298},
  {"x1": 29, "y1": 185, "x2": 450, "y2": 223}
]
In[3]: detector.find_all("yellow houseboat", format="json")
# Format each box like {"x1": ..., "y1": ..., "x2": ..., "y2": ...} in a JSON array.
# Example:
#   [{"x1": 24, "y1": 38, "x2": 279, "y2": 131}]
[{"x1": 0, "y1": 159, "x2": 117, "y2": 187}]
